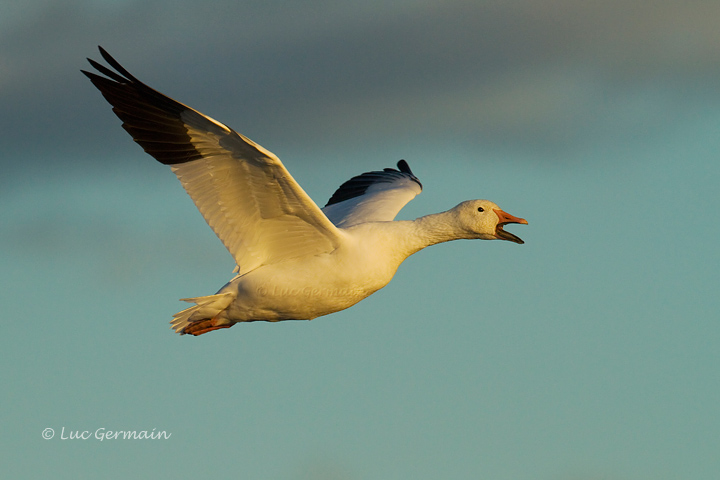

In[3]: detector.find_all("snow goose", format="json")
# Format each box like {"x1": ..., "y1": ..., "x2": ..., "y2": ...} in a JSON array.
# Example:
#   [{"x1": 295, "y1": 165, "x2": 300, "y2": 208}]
[{"x1": 82, "y1": 47, "x2": 527, "y2": 336}]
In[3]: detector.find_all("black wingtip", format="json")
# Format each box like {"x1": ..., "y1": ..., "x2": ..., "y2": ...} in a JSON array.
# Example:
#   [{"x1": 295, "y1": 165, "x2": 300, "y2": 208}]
[
  {"x1": 397, "y1": 159, "x2": 413, "y2": 175},
  {"x1": 82, "y1": 46, "x2": 210, "y2": 166},
  {"x1": 98, "y1": 46, "x2": 116, "y2": 68},
  {"x1": 396, "y1": 160, "x2": 421, "y2": 189},
  {"x1": 97, "y1": 46, "x2": 113, "y2": 65},
  {"x1": 90, "y1": 46, "x2": 140, "y2": 84}
]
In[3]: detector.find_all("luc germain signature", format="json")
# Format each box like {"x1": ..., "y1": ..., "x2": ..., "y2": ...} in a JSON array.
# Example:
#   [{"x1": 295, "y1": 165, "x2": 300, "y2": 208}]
[{"x1": 42, "y1": 427, "x2": 171, "y2": 441}]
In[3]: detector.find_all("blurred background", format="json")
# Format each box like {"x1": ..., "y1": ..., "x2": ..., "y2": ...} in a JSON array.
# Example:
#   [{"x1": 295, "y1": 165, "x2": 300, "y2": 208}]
[{"x1": 2, "y1": 1, "x2": 719, "y2": 478}]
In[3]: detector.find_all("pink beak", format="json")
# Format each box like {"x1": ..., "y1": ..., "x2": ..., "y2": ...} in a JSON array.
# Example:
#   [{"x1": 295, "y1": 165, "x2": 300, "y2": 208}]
[{"x1": 493, "y1": 208, "x2": 528, "y2": 244}]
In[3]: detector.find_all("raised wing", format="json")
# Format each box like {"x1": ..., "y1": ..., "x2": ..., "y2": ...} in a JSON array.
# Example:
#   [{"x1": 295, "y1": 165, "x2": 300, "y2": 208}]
[
  {"x1": 322, "y1": 160, "x2": 423, "y2": 228},
  {"x1": 83, "y1": 46, "x2": 344, "y2": 275}
]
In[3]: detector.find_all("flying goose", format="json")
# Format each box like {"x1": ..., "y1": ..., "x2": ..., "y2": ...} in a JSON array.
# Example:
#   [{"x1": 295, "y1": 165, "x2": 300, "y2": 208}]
[{"x1": 82, "y1": 47, "x2": 527, "y2": 335}]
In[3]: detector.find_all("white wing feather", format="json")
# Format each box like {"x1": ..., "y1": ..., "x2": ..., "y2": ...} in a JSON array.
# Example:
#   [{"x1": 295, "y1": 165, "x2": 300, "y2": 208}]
[
  {"x1": 321, "y1": 161, "x2": 423, "y2": 228},
  {"x1": 322, "y1": 176, "x2": 421, "y2": 228},
  {"x1": 82, "y1": 48, "x2": 344, "y2": 275},
  {"x1": 169, "y1": 130, "x2": 344, "y2": 274}
]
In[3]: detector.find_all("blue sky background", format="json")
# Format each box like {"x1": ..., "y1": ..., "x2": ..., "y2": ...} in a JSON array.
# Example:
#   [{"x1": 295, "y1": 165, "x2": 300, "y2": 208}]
[{"x1": 2, "y1": 1, "x2": 719, "y2": 479}]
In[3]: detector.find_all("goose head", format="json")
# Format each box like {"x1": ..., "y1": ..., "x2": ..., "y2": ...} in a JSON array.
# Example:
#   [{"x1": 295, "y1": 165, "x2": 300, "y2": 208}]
[{"x1": 452, "y1": 200, "x2": 528, "y2": 244}]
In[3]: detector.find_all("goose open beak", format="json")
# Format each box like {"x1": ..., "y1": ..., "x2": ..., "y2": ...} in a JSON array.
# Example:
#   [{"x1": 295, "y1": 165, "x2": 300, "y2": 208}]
[{"x1": 493, "y1": 209, "x2": 528, "y2": 244}]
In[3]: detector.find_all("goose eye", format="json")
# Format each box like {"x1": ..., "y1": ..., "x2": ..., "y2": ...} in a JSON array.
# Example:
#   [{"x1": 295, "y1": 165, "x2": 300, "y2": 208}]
[{"x1": 477, "y1": 207, "x2": 484, "y2": 212}]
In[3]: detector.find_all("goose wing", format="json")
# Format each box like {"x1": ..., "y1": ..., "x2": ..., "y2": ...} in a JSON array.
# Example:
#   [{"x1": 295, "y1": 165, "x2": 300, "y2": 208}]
[
  {"x1": 322, "y1": 160, "x2": 423, "y2": 228},
  {"x1": 83, "y1": 47, "x2": 344, "y2": 275}
]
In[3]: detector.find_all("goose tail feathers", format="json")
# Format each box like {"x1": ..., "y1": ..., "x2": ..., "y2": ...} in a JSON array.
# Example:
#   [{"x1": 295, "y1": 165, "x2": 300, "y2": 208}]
[{"x1": 170, "y1": 292, "x2": 235, "y2": 335}]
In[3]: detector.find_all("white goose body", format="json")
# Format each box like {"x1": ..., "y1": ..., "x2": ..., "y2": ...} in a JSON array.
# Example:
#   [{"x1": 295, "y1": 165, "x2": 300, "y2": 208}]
[
  {"x1": 83, "y1": 47, "x2": 527, "y2": 335},
  {"x1": 220, "y1": 209, "x2": 480, "y2": 322}
]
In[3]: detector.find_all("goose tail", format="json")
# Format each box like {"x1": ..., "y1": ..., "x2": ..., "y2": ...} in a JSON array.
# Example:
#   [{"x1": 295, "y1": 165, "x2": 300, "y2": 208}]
[{"x1": 170, "y1": 292, "x2": 235, "y2": 336}]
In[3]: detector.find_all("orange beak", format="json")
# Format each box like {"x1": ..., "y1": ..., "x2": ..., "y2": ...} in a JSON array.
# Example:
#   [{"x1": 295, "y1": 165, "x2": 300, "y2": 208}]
[{"x1": 493, "y1": 208, "x2": 528, "y2": 244}]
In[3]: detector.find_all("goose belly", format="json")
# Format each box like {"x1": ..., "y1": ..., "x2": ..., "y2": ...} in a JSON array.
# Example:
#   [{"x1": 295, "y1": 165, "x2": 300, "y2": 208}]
[{"x1": 225, "y1": 254, "x2": 396, "y2": 322}]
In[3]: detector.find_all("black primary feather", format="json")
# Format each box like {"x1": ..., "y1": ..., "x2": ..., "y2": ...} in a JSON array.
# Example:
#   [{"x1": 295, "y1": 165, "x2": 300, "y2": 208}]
[{"x1": 82, "y1": 46, "x2": 219, "y2": 165}]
